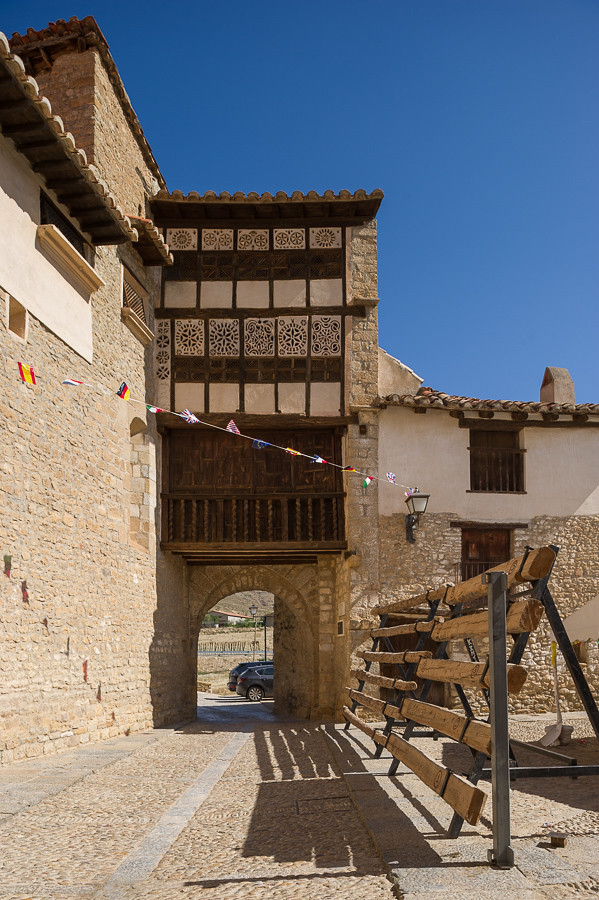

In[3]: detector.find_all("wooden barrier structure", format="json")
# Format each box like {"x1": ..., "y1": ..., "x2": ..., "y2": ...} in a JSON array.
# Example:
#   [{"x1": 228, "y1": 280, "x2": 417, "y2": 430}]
[{"x1": 343, "y1": 544, "x2": 599, "y2": 867}]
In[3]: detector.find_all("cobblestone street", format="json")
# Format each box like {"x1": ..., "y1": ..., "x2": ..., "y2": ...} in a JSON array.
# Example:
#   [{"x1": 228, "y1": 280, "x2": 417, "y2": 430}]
[{"x1": 0, "y1": 697, "x2": 598, "y2": 899}]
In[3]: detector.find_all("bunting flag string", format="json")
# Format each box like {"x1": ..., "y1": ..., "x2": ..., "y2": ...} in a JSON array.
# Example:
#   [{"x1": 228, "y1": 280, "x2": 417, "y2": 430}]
[{"x1": 20, "y1": 361, "x2": 422, "y2": 493}]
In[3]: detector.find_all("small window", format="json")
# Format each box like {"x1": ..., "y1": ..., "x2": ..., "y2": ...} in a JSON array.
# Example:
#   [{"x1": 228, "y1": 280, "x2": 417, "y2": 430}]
[
  {"x1": 6, "y1": 294, "x2": 28, "y2": 341},
  {"x1": 40, "y1": 193, "x2": 86, "y2": 259},
  {"x1": 469, "y1": 429, "x2": 525, "y2": 493}
]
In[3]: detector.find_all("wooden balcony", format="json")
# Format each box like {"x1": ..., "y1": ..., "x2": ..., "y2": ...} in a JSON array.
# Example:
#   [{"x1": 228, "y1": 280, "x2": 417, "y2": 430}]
[{"x1": 161, "y1": 491, "x2": 346, "y2": 562}]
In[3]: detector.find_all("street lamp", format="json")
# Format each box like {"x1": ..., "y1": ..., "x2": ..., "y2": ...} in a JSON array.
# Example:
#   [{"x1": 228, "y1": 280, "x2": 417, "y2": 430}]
[
  {"x1": 249, "y1": 605, "x2": 258, "y2": 661},
  {"x1": 405, "y1": 490, "x2": 430, "y2": 543}
]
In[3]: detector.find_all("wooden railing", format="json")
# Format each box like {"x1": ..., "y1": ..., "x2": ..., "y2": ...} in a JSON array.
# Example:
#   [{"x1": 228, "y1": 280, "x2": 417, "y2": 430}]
[
  {"x1": 469, "y1": 447, "x2": 525, "y2": 493},
  {"x1": 161, "y1": 491, "x2": 345, "y2": 548}
]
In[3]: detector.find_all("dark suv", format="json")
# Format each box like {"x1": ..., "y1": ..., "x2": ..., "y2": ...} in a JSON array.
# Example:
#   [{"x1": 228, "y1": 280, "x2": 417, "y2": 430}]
[
  {"x1": 236, "y1": 665, "x2": 274, "y2": 701},
  {"x1": 228, "y1": 660, "x2": 272, "y2": 693}
]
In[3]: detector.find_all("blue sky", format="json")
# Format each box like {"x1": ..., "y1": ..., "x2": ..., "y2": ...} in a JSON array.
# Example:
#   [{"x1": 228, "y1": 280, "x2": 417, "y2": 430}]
[{"x1": 3, "y1": 0, "x2": 598, "y2": 402}]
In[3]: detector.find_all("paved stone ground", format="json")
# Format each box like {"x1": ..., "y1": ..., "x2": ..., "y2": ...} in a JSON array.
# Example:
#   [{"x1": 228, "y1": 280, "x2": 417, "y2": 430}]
[{"x1": 0, "y1": 698, "x2": 598, "y2": 899}]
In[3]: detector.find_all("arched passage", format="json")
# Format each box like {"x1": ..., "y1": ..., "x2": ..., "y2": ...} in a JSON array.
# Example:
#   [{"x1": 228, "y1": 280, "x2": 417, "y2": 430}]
[{"x1": 189, "y1": 565, "x2": 319, "y2": 718}]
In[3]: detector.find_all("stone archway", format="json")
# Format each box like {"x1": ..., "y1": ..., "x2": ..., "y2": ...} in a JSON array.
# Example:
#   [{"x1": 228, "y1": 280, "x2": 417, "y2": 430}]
[{"x1": 189, "y1": 565, "x2": 319, "y2": 718}]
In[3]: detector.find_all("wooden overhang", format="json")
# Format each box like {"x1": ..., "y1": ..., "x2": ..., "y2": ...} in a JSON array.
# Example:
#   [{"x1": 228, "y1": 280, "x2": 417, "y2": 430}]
[
  {"x1": 0, "y1": 32, "x2": 137, "y2": 246},
  {"x1": 127, "y1": 215, "x2": 173, "y2": 267},
  {"x1": 150, "y1": 188, "x2": 384, "y2": 228}
]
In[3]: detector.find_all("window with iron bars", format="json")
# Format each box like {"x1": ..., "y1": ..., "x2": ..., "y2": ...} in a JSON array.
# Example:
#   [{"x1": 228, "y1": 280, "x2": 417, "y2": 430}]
[{"x1": 469, "y1": 429, "x2": 525, "y2": 493}]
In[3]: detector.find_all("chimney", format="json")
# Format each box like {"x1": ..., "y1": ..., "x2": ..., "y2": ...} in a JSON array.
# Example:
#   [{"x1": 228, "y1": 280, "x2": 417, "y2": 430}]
[{"x1": 540, "y1": 367, "x2": 575, "y2": 404}]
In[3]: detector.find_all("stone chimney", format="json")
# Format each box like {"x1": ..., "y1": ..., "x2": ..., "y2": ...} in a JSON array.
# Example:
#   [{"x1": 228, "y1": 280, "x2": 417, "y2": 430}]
[{"x1": 540, "y1": 367, "x2": 575, "y2": 404}]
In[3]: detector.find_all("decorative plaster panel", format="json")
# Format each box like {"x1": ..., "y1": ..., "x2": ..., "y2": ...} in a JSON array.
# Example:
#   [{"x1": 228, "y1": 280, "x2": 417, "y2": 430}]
[
  {"x1": 166, "y1": 228, "x2": 198, "y2": 250},
  {"x1": 236, "y1": 281, "x2": 270, "y2": 308},
  {"x1": 155, "y1": 320, "x2": 171, "y2": 382},
  {"x1": 309, "y1": 227, "x2": 342, "y2": 249},
  {"x1": 273, "y1": 280, "x2": 306, "y2": 307},
  {"x1": 310, "y1": 278, "x2": 343, "y2": 306},
  {"x1": 244, "y1": 318, "x2": 275, "y2": 356},
  {"x1": 311, "y1": 316, "x2": 341, "y2": 356},
  {"x1": 209, "y1": 318, "x2": 240, "y2": 356},
  {"x1": 201, "y1": 228, "x2": 234, "y2": 250},
  {"x1": 174, "y1": 319, "x2": 205, "y2": 356},
  {"x1": 278, "y1": 317, "x2": 308, "y2": 356},
  {"x1": 237, "y1": 229, "x2": 269, "y2": 251},
  {"x1": 273, "y1": 228, "x2": 305, "y2": 250},
  {"x1": 164, "y1": 281, "x2": 197, "y2": 308},
  {"x1": 200, "y1": 281, "x2": 233, "y2": 308}
]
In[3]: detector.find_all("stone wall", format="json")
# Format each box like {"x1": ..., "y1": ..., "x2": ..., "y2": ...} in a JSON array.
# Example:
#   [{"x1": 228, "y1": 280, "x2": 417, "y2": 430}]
[
  {"x1": 374, "y1": 512, "x2": 599, "y2": 716},
  {"x1": 35, "y1": 49, "x2": 160, "y2": 216},
  {"x1": 0, "y1": 245, "x2": 155, "y2": 764}
]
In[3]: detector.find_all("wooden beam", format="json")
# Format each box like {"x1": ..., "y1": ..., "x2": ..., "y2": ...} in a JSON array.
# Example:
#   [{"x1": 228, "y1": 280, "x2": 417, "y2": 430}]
[
  {"x1": 342, "y1": 705, "x2": 377, "y2": 738},
  {"x1": 371, "y1": 620, "x2": 436, "y2": 639},
  {"x1": 400, "y1": 698, "x2": 491, "y2": 755},
  {"x1": 431, "y1": 598, "x2": 544, "y2": 641},
  {"x1": 348, "y1": 689, "x2": 386, "y2": 717},
  {"x1": 358, "y1": 649, "x2": 433, "y2": 665},
  {"x1": 415, "y1": 658, "x2": 528, "y2": 694},
  {"x1": 342, "y1": 706, "x2": 488, "y2": 825},
  {"x1": 374, "y1": 731, "x2": 488, "y2": 826},
  {"x1": 350, "y1": 669, "x2": 417, "y2": 692}
]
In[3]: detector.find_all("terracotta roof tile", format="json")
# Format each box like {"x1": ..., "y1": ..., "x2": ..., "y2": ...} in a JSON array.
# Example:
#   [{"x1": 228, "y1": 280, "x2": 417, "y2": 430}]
[{"x1": 380, "y1": 386, "x2": 599, "y2": 416}]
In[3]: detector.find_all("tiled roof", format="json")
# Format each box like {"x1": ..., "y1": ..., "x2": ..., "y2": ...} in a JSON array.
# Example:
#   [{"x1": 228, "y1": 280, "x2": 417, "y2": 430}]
[
  {"x1": 150, "y1": 188, "x2": 384, "y2": 224},
  {"x1": 9, "y1": 16, "x2": 165, "y2": 189},
  {"x1": 380, "y1": 386, "x2": 599, "y2": 416},
  {"x1": 0, "y1": 32, "x2": 137, "y2": 245},
  {"x1": 127, "y1": 216, "x2": 173, "y2": 267},
  {"x1": 154, "y1": 188, "x2": 384, "y2": 203}
]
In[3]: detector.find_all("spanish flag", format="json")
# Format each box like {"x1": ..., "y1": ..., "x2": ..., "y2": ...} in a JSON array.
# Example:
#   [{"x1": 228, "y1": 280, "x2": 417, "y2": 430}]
[
  {"x1": 18, "y1": 362, "x2": 36, "y2": 385},
  {"x1": 116, "y1": 381, "x2": 130, "y2": 400}
]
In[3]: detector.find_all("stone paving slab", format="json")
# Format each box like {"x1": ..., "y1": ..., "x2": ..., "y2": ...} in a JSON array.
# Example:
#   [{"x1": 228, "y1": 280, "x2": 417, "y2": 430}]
[{"x1": 0, "y1": 697, "x2": 598, "y2": 899}]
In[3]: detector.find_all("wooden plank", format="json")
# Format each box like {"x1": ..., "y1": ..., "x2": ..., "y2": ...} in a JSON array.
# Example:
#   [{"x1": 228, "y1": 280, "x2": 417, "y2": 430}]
[
  {"x1": 344, "y1": 707, "x2": 487, "y2": 825},
  {"x1": 373, "y1": 731, "x2": 487, "y2": 826},
  {"x1": 416, "y1": 658, "x2": 528, "y2": 694},
  {"x1": 431, "y1": 598, "x2": 545, "y2": 641},
  {"x1": 342, "y1": 705, "x2": 377, "y2": 738},
  {"x1": 358, "y1": 650, "x2": 433, "y2": 665},
  {"x1": 374, "y1": 546, "x2": 556, "y2": 614},
  {"x1": 371, "y1": 620, "x2": 437, "y2": 639},
  {"x1": 348, "y1": 689, "x2": 385, "y2": 717},
  {"x1": 400, "y1": 698, "x2": 492, "y2": 755},
  {"x1": 350, "y1": 668, "x2": 417, "y2": 692},
  {"x1": 442, "y1": 772, "x2": 488, "y2": 826}
]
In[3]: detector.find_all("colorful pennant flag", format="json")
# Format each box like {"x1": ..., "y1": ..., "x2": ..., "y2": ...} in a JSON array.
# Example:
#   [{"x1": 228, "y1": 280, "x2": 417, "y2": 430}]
[
  {"x1": 181, "y1": 408, "x2": 200, "y2": 424},
  {"x1": 62, "y1": 378, "x2": 84, "y2": 387},
  {"x1": 18, "y1": 362, "x2": 36, "y2": 385},
  {"x1": 363, "y1": 476, "x2": 373, "y2": 488},
  {"x1": 312, "y1": 455, "x2": 328, "y2": 464},
  {"x1": 116, "y1": 381, "x2": 130, "y2": 400},
  {"x1": 285, "y1": 448, "x2": 302, "y2": 456},
  {"x1": 147, "y1": 405, "x2": 163, "y2": 414},
  {"x1": 252, "y1": 440, "x2": 269, "y2": 449},
  {"x1": 342, "y1": 466, "x2": 357, "y2": 472},
  {"x1": 386, "y1": 472, "x2": 396, "y2": 484},
  {"x1": 226, "y1": 419, "x2": 240, "y2": 434}
]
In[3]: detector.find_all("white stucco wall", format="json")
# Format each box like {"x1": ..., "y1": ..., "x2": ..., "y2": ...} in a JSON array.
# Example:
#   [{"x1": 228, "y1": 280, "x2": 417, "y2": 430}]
[
  {"x1": 379, "y1": 406, "x2": 599, "y2": 519},
  {"x1": 0, "y1": 135, "x2": 93, "y2": 361}
]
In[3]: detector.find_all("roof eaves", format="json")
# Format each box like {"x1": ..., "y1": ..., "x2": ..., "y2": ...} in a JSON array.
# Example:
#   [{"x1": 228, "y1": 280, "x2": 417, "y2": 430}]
[{"x1": 0, "y1": 31, "x2": 137, "y2": 245}]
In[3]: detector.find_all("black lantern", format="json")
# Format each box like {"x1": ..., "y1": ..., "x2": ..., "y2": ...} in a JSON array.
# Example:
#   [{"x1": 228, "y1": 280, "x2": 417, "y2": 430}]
[{"x1": 405, "y1": 490, "x2": 430, "y2": 543}]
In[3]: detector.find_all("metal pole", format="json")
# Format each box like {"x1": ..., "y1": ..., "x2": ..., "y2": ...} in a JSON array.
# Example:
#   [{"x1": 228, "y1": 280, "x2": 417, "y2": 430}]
[
  {"x1": 484, "y1": 570, "x2": 514, "y2": 868},
  {"x1": 253, "y1": 615, "x2": 256, "y2": 661},
  {"x1": 264, "y1": 615, "x2": 267, "y2": 661}
]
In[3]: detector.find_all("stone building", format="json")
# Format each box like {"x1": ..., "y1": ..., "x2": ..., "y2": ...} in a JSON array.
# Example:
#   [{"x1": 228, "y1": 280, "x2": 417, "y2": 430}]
[{"x1": 1, "y1": 15, "x2": 597, "y2": 764}]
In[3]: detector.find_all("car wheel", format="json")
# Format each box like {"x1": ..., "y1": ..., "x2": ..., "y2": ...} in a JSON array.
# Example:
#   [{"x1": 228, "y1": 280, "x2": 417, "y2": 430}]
[{"x1": 247, "y1": 685, "x2": 264, "y2": 702}]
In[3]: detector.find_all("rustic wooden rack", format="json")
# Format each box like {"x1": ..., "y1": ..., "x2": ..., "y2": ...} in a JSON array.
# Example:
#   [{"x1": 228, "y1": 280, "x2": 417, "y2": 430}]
[{"x1": 343, "y1": 544, "x2": 599, "y2": 868}]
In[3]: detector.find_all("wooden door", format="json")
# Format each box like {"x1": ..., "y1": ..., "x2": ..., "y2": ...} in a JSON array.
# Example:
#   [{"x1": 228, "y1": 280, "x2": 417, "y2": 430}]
[{"x1": 461, "y1": 529, "x2": 510, "y2": 581}]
